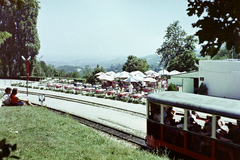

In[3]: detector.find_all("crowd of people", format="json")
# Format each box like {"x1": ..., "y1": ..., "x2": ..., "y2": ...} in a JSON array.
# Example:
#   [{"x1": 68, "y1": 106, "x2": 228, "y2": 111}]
[
  {"x1": 1, "y1": 87, "x2": 34, "y2": 107},
  {"x1": 153, "y1": 107, "x2": 240, "y2": 159}
]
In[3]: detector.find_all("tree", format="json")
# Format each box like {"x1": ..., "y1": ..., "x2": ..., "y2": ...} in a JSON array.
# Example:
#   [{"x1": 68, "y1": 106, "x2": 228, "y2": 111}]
[
  {"x1": 106, "y1": 63, "x2": 123, "y2": 73},
  {"x1": 69, "y1": 70, "x2": 80, "y2": 78},
  {"x1": 212, "y1": 47, "x2": 240, "y2": 60},
  {"x1": 156, "y1": 21, "x2": 198, "y2": 72},
  {"x1": 0, "y1": 0, "x2": 40, "y2": 77},
  {"x1": 0, "y1": 0, "x2": 39, "y2": 44},
  {"x1": 90, "y1": 64, "x2": 105, "y2": 84},
  {"x1": 82, "y1": 65, "x2": 94, "y2": 84},
  {"x1": 122, "y1": 55, "x2": 149, "y2": 73},
  {"x1": 187, "y1": 0, "x2": 240, "y2": 57},
  {"x1": 59, "y1": 69, "x2": 67, "y2": 77},
  {"x1": 167, "y1": 50, "x2": 199, "y2": 72}
]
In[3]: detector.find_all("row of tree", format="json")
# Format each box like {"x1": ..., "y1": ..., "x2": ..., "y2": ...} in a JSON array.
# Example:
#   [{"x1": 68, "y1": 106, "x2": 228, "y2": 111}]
[
  {"x1": 0, "y1": 0, "x2": 40, "y2": 77},
  {"x1": 1, "y1": 0, "x2": 239, "y2": 82}
]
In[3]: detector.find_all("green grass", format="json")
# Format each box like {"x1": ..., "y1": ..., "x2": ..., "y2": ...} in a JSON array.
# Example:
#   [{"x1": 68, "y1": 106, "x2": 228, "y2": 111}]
[{"x1": 0, "y1": 106, "x2": 167, "y2": 160}]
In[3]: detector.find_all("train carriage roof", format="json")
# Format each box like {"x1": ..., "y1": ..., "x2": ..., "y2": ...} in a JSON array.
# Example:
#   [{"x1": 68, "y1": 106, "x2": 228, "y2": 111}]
[{"x1": 147, "y1": 92, "x2": 240, "y2": 119}]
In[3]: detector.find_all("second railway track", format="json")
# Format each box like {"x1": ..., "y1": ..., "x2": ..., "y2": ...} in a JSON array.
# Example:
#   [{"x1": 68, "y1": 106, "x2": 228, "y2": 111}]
[
  {"x1": 1, "y1": 88, "x2": 149, "y2": 149},
  {"x1": 17, "y1": 90, "x2": 146, "y2": 118}
]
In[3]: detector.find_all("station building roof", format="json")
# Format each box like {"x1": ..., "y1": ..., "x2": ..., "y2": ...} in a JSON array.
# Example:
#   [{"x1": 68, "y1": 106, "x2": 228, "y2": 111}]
[{"x1": 170, "y1": 71, "x2": 199, "y2": 79}]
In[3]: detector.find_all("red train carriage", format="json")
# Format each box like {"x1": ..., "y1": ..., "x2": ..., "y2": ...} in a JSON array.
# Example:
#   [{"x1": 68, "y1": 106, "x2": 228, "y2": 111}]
[{"x1": 146, "y1": 92, "x2": 240, "y2": 160}]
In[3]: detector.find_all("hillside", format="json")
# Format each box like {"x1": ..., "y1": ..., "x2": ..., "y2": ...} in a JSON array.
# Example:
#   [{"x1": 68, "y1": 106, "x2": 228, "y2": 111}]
[{"x1": 48, "y1": 54, "x2": 161, "y2": 72}]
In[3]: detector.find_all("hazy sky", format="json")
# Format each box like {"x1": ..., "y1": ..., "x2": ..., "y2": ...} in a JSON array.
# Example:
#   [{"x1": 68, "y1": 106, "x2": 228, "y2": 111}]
[{"x1": 37, "y1": 0, "x2": 200, "y2": 62}]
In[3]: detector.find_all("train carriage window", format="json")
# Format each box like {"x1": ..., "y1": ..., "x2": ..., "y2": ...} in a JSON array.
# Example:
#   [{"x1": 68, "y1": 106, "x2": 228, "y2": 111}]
[{"x1": 148, "y1": 102, "x2": 161, "y2": 122}]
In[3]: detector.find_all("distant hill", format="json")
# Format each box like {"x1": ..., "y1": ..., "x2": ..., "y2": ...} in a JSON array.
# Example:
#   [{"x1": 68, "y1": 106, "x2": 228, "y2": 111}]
[
  {"x1": 46, "y1": 54, "x2": 161, "y2": 71},
  {"x1": 57, "y1": 65, "x2": 82, "y2": 73}
]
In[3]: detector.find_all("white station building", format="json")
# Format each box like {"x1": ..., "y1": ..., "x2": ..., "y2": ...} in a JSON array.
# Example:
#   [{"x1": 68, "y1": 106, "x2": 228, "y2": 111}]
[{"x1": 199, "y1": 59, "x2": 240, "y2": 100}]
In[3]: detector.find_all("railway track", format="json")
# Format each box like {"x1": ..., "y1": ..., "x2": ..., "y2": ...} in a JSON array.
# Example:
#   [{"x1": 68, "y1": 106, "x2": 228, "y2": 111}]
[
  {"x1": 17, "y1": 90, "x2": 146, "y2": 118},
  {"x1": 40, "y1": 106, "x2": 149, "y2": 150},
  {"x1": 5, "y1": 89, "x2": 149, "y2": 149}
]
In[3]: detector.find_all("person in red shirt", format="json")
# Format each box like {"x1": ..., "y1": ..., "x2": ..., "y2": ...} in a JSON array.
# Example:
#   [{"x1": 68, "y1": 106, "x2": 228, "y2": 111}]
[{"x1": 10, "y1": 88, "x2": 34, "y2": 106}]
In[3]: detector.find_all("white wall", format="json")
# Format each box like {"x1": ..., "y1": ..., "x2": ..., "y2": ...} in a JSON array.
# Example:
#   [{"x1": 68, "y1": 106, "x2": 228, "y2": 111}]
[{"x1": 199, "y1": 60, "x2": 240, "y2": 100}]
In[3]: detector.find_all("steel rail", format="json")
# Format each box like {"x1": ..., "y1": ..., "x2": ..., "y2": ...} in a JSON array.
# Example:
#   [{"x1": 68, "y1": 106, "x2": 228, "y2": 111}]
[
  {"x1": 17, "y1": 90, "x2": 146, "y2": 118},
  {"x1": 33, "y1": 103, "x2": 149, "y2": 150}
]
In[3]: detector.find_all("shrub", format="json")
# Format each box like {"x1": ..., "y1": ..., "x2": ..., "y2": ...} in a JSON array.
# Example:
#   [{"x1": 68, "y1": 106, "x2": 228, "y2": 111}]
[
  {"x1": 96, "y1": 94, "x2": 105, "y2": 98},
  {"x1": 133, "y1": 100, "x2": 140, "y2": 104},
  {"x1": 142, "y1": 102, "x2": 146, "y2": 105},
  {"x1": 85, "y1": 93, "x2": 90, "y2": 96},
  {"x1": 90, "y1": 93, "x2": 95, "y2": 97},
  {"x1": 75, "y1": 91, "x2": 79, "y2": 95},
  {"x1": 198, "y1": 83, "x2": 208, "y2": 95},
  {"x1": 167, "y1": 83, "x2": 178, "y2": 91},
  {"x1": 128, "y1": 99, "x2": 133, "y2": 103},
  {"x1": 121, "y1": 98, "x2": 128, "y2": 102},
  {"x1": 40, "y1": 87, "x2": 44, "y2": 90},
  {"x1": 65, "y1": 90, "x2": 74, "y2": 94}
]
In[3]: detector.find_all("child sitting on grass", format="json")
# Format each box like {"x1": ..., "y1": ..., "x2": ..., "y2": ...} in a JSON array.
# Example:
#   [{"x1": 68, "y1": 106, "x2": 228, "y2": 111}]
[
  {"x1": 1, "y1": 87, "x2": 12, "y2": 106},
  {"x1": 10, "y1": 88, "x2": 34, "y2": 106}
]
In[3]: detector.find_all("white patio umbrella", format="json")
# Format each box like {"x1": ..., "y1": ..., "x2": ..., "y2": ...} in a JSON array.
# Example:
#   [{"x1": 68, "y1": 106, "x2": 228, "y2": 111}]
[
  {"x1": 168, "y1": 70, "x2": 180, "y2": 75},
  {"x1": 158, "y1": 69, "x2": 169, "y2": 76},
  {"x1": 123, "y1": 77, "x2": 139, "y2": 83},
  {"x1": 133, "y1": 75, "x2": 144, "y2": 81},
  {"x1": 145, "y1": 70, "x2": 157, "y2": 75},
  {"x1": 143, "y1": 77, "x2": 157, "y2": 82},
  {"x1": 147, "y1": 72, "x2": 158, "y2": 77},
  {"x1": 130, "y1": 71, "x2": 145, "y2": 76},
  {"x1": 106, "y1": 71, "x2": 115, "y2": 76},
  {"x1": 117, "y1": 72, "x2": 130, "y2": 79},
  {"x1": 95, "y1": 72, "x2": 106, "y2": 76},
  {"x1": 97, "y1": 74, "x2": 114, "y2": 81},
  {"x1": 105, "y1": 76, "x2": 115, "y2": 81}
]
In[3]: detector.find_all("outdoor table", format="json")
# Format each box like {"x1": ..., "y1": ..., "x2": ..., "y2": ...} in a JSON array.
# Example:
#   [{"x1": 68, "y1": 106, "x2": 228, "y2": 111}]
[
  {"x1": 85, "y1": 88, "x2": 95, "y2": 92},
  {"x1": 55, "y1": 84, "x2": 62, "y2": 88},
  {"x1": 74, "y1": 82, "x2": 82, "y2": 87},
  {"x1": 143, "y1": 88, "x2": 154, "y2": 92},
  {"x1": 47, "y1": 83, "x2": 56, "y2": 87},
  {"x1": 93, "y1": 85, "x2": 101, "y2": 89},
  {"x1": 132, "y1": 94, "x2": 144, "y2": 99},
  {"x1": 107, "y1": 90, "x2": 116, "y2": 95},
  {"x1": 83, "y1": 84, "x2": 91, "y2": 88},
  {"x1": 118, "y1": 92, "x2": 129, "y2": 98},
  {"x1": 74, "y1": 87, "x2": 84, "y2": 91},
  {"x1": 64, "y1": 85, "x2": 74, "y2": 90},
  {"x1": 95, "y1": 89, "x2": 106, "y2": 94}
]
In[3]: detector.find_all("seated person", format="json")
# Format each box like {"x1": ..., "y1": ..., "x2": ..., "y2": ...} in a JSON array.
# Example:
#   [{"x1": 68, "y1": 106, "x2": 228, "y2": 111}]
[
  {"x1": 177, "y1": 117, "x2": 195, "y2": 130},
  {"x1": 236, "y1": 120, "x2": 240, "y2": 144},
  {"x1": 201, "y1": 123, "x2": 212, "y2": 136},
  {"x1": 216, "y1": 129, "x2": 234, "y2": 160},
  {"x1": 227, "y1": 122, "x2": 237, "y2": 143},
  {"x1": 216, "y1": 116, "x2": 228, "y2": 131},
  {"x1": 153, "y1": 109, "x2": 161, "y2": 122},
  {"x1": 188, "y1": 110, "x2": 199, "y2": 124},
  {"x1": 10, "y1": 88, "x2": 34, "y2": 106},
  {"x1": 2, "y1": 87, "x2": 12, "y2": 106},
  {"x1": 165, "y1": 106, "x2": 175, "y2": 118},
  {"x1": 216, "y1": 129, "x2": 232, "y2": 142},
  {"x1": 153, "y1": 108, "x2": 167, "y2": 122}
]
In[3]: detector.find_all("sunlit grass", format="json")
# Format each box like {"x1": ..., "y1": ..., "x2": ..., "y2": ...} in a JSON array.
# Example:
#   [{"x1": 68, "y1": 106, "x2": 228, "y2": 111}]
[{"x1": 0, "y1": 106, "x2": 168, "y2": 160}]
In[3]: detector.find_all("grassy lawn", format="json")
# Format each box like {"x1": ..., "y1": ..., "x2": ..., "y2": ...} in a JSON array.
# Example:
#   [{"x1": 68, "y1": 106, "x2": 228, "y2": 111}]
[{"x1": 0, "y1": 106, "x2": 167, "y2": 160}]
